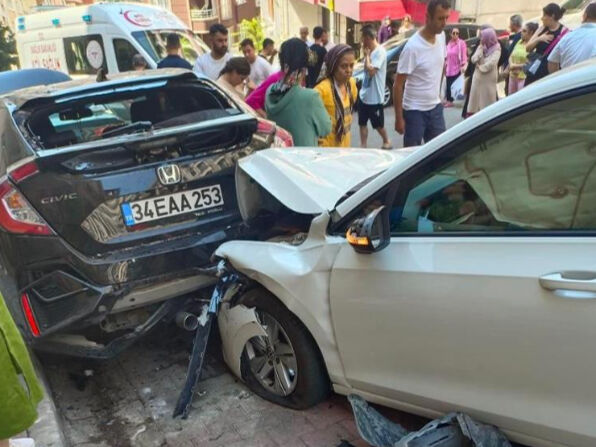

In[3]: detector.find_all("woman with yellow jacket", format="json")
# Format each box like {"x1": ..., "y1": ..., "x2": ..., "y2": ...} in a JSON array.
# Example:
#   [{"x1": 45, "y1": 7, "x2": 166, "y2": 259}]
[{"x1": 315, "y1": 44, "x2": 358, "y2": 148}]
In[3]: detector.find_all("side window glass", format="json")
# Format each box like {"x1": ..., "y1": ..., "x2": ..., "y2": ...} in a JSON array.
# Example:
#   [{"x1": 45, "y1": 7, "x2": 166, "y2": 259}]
[
  {"x1": 390, "y1": 91, "x2": 596, "y2": 234},
  {"x1": 63, "y1": 35, "x2": 107, "y2": 75},
  {"x1": 113, "y1": 39, "x2": 139, "y2": 72}
]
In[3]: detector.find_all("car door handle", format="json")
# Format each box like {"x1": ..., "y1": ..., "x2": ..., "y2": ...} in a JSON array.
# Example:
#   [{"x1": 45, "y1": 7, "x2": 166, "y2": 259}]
[{"x1": 540, "y1": 271, "x2": 596, "y2": 299}]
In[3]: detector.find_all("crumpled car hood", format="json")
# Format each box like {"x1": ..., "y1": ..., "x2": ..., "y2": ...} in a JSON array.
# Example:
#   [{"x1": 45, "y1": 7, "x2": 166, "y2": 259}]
[{"x1": 237, "y1": 147, "x2": 412, "y2": 215}]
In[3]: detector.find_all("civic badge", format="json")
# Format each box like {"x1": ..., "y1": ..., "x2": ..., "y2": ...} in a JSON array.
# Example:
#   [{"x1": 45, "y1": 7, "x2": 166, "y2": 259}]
[{"x1": 157, "y1": 164, "x2": 181, "y2": 185}]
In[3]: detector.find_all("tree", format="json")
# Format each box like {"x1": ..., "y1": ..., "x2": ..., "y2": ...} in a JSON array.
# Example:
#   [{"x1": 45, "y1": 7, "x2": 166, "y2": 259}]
[
  {"x1": 239, "y1": 17, "x2": 266, "y2": 51},
  {"x1": 0, "y1": 24, "x2": 19, "y2": 71}
]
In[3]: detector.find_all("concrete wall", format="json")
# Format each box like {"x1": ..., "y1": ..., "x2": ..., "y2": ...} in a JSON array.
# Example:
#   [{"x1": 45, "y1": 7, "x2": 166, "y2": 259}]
[
  {"x1": 456, "y1": 0, "x2": 544, "y2": 29},
  {"x1": 287, "y1": 0, "x2": 321, "y2": 38},
  {"x1": 260, "y1": 0, "x2": 320, "y2": 43}
]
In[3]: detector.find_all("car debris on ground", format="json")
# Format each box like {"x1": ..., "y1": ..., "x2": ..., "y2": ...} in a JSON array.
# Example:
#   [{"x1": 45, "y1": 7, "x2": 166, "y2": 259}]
[{"x1": 348, "y1": 395, "x2": 512, "y2": 447}]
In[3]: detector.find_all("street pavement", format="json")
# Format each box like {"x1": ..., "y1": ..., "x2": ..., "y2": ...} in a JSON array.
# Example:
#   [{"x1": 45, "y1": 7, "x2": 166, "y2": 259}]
[
  {"x1": 350, "y1": 103, "x2": 464, "y2": 149},
  {"x1": 40, "y1": 326, "x2": 429, "y2": 447}
]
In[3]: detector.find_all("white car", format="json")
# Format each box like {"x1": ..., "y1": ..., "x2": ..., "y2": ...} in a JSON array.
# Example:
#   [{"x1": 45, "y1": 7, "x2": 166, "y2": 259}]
[{"x1": 215, "y1": 59, "x2": 596, "y2": 447}]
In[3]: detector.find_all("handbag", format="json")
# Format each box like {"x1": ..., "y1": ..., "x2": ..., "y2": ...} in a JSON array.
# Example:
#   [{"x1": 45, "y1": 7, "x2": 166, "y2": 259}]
[
  {"x1": 523, "y1": 27, "x2": 569, "y2": 77},
  {"x1": 523, "y1": 52, "x2": 542, "y2": 76}
]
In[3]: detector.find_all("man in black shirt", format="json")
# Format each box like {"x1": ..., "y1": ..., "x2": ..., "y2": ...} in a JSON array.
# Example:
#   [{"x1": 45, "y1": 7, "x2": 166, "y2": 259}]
[
  {"x1": 307, "y1": 26, "x2": 329, "y2": 88},
  {"x1": 157, "y1": 34, "x2": 193, "y2": 70}
]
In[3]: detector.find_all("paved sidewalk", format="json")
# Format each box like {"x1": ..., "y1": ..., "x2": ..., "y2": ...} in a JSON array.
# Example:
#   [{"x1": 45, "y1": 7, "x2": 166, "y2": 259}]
[
  {"x1": 28, "y1": 355, "x2": 66, "y2": 447},
  {"x1": 40, "y1": 326, "x2": 429, "y2": 447}
]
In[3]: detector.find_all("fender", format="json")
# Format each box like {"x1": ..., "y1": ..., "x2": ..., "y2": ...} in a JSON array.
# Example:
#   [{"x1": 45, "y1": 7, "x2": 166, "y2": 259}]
[{"x1": 215, "y1": 213, "x2": 350, "y2": 387}]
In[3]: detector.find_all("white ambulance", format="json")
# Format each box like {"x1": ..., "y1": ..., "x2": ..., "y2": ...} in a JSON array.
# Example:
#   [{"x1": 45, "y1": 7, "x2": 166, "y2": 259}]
[{"x1": 15, "y1": 3, "x2": 209, "y2": 77}]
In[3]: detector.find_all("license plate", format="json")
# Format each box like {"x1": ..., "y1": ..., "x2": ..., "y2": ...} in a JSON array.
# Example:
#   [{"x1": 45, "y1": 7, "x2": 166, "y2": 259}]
[{"x1": 121, "y1": 185, "x2": 224, "y2": 226}]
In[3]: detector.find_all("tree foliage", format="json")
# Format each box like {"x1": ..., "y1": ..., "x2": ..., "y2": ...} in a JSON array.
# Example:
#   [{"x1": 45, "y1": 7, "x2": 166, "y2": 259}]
[
  {"x1": 239, "y1": 17, "x2": 266, "y2": 51},
  {"x1": 0, "y1": 24, "x2": 19, "y2": 71}
]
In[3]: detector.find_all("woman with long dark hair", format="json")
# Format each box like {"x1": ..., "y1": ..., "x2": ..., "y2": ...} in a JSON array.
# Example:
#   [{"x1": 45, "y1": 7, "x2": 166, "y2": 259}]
[
  {"x1": 525, "y1": 3, "x2": 568, "y2": 85},
  {"x1": 314, "y1": 45, "x2": 358, "y2": 147}
]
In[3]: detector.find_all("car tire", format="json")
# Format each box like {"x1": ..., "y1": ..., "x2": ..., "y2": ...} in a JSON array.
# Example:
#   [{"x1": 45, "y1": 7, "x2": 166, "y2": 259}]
[
  {"x1": 384, "y1": 80, "x2": 393, "y2": 107},
  {"x1": 239, "y1": 288, "x2": 330, "y2": 409}
]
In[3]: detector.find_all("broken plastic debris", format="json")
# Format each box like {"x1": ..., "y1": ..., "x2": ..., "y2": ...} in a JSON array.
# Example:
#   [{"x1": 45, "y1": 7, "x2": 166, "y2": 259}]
[
  {"x1": 237, "y1": 390, "x2": 251, "y2": 400},
  {"x1": 347, "y1": 395, "x2": 512, "y2": 447}
]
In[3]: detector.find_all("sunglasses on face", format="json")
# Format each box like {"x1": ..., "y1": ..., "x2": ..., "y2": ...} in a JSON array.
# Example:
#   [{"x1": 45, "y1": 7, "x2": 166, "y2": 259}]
[{"x1": 452, "y1": 32, "x2": 459, "y2": 35}]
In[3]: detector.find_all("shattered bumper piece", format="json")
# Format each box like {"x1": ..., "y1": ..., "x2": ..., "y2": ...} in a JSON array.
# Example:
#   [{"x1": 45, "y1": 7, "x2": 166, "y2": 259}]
[{"x1": 348, "y1": 394, "x2": 512, "y2": 447}]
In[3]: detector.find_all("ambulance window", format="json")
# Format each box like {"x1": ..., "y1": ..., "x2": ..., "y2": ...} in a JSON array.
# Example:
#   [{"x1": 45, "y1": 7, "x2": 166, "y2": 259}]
[
  {"x1": 63, "y1": 35, "x2": 107, "y2": 75},
  {"x1": 113, "y1": 39, "x2": 139, "y2": 72}
]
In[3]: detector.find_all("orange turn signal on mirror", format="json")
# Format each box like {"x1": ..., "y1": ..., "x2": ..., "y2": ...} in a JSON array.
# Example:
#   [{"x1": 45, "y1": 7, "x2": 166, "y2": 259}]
[{"x1": 346, "y1": 230, "x2": 370, "y2": 246}]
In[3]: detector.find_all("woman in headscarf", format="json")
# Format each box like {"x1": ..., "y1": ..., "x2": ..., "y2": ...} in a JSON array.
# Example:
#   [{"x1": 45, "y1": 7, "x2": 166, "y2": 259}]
[
  {"x1": 314, "y1": 44, "x2": 358, "y2": 148},
  {"x1": 265, "y1": 38, "x2": 331, "y2": 147},
  {"x1": 467, "y1": 27, "x2": 501, "y2": 115}
]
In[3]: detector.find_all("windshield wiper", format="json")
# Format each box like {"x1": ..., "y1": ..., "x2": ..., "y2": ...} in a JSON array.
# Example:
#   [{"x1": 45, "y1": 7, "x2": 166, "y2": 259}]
[{"x1": 101, "y1": 121, "x2": 153, "y2": 139}]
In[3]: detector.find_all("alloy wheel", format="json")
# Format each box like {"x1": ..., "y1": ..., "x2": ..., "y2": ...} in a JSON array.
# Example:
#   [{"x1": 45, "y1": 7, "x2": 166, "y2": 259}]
[
  {"x1": 244, "y1": 311, "x2": 298, "y2": 396},
  {"x1": 383, "y1": 85, "x2": 391, "y2": 107}
]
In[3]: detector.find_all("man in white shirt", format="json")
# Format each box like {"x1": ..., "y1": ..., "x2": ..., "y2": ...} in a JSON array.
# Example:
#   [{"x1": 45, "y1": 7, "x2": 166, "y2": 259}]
[
  {"x1": 241, "y1": 38, "x2": 275, "y2": 86},
  {"x1": 193, "y1": 24, "x2": 231, "y2": 80},
  {"x1": 358, "y1": 25, "x2": 391, "y2": 149},
  {"x1": 548, "y1": 3, "x2": 596, "y2": 73},
  {"x1": 394, "y1": 0, "x2": 450, "y2": 147}
]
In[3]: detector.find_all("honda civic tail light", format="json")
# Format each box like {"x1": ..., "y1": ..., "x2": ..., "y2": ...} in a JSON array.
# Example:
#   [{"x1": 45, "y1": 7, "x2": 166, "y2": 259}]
[
  {"x1": 273, "y1": 126, "x2": 294, "y2": 148},
  {"x1": 257, "y1": 120, "x2": 294, "y2": 148},
  {"x1": 0, "y1": 180, "x2": 53, "y2": 235},
  {"x1": 21, "y1": 292, "x2": 40, "y2": 337}
]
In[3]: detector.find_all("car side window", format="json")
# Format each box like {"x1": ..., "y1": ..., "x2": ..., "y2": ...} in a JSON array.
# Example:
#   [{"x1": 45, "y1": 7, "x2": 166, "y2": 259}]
[
  {"x1": 113, "y1": 39, "x2": 139, "y2": 72},
  {"x1": 63, "y1": 35, "x2": 107, "y2": 75},
  {"x1": 390, "y1": 91, "x2": 596, "y2": 234}
]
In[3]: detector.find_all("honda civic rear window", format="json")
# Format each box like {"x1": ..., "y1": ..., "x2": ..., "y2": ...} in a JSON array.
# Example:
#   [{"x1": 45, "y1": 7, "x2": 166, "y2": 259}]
[{"x1": 22, "y1": 80, "x2": 239, "y2": 149}]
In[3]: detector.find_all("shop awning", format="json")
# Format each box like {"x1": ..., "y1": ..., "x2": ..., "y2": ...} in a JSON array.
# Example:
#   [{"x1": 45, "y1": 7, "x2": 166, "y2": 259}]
[
  {"x1": 359, "y1": 0, "x2": 407, "y2": 22},
  {"x1": 331, "y1": 0, "x2": 459, "y2": 23}
]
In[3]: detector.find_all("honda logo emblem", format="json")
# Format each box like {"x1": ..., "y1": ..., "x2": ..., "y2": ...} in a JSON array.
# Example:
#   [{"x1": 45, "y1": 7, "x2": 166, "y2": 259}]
[{"x1": 157, "y1": 164, "x2": 181, "y2": 185}]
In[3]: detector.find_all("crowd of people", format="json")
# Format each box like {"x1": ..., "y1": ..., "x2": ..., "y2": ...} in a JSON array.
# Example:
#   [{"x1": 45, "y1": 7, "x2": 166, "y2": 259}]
[{"x1": 139, "y1": 0, "x2": 595, "y2": 151}]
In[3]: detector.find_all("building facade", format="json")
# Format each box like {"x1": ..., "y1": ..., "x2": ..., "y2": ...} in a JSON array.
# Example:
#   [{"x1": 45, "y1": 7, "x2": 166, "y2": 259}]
[
  {"x1": 1, "y1": 0, "x2": 41, "y2": 28},
  {"x1": 169, "y1": 0, "x2": 259, "y2": 44},
  {"x1": 455, "y1": 0, "x2": 544, "y2": 29},
  {"x1": 259, "y1": 0, "x2": 459, "y2": 51}
]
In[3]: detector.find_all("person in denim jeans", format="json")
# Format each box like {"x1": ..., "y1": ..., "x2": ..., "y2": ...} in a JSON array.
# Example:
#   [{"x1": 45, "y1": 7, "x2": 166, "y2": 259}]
[{"x1": 394, "y1": 0, "x2": 450, "y2": 147}]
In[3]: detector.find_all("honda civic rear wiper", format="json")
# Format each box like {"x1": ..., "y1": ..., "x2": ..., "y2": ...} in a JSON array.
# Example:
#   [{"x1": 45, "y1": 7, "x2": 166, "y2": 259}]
[{"x1": 101, "y1": 121, "x2": 153, "y2": 139}]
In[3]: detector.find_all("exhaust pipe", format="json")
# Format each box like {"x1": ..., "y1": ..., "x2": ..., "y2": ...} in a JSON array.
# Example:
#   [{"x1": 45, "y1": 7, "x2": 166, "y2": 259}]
[{"x1": 176, "y1": 311, "x2": 199, "y2": 331}]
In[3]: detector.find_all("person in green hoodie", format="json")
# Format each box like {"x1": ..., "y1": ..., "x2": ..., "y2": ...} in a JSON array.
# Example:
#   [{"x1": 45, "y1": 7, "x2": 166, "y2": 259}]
[
  {"x1": 265, "y1": 38, "x2": 332, "y2": 147},
  {"x1": 0, "y1": 293, "x2": 43, "y2": 447}
]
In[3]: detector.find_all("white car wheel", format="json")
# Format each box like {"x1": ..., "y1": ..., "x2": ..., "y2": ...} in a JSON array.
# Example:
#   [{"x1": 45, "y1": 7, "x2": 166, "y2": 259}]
[{"x1": 239, "y1": 288, "x2": 330, "y2": 409}]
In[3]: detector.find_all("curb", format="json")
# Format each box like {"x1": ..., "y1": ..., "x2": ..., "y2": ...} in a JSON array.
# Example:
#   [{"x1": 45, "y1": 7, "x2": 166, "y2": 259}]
[{"x1": 27, "y1": 354, "x2": 67, "y2": 447}]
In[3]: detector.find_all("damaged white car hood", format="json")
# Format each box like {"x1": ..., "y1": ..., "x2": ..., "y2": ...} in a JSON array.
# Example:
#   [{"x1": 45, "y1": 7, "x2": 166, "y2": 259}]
[{"x1": 237, "y1": 147, "x2": 412, "y2": 215}]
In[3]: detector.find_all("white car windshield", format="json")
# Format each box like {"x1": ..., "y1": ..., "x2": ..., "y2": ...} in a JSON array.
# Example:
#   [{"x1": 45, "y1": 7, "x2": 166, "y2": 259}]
[{"x1": 132, "y1": 29, "x2": 209, "y2": 65}]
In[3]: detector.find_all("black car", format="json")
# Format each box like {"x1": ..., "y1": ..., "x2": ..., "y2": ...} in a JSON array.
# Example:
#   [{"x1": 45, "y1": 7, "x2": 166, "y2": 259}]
[
  {"x1": 0, "y1": 68, "x2": 71, "y2": 95},
  {"x1": 354, "y1": 24, "x2": 508, "y2": 107},
  {"x1": 0, "y1": 69, "x2": 292, "y2": 358}
]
